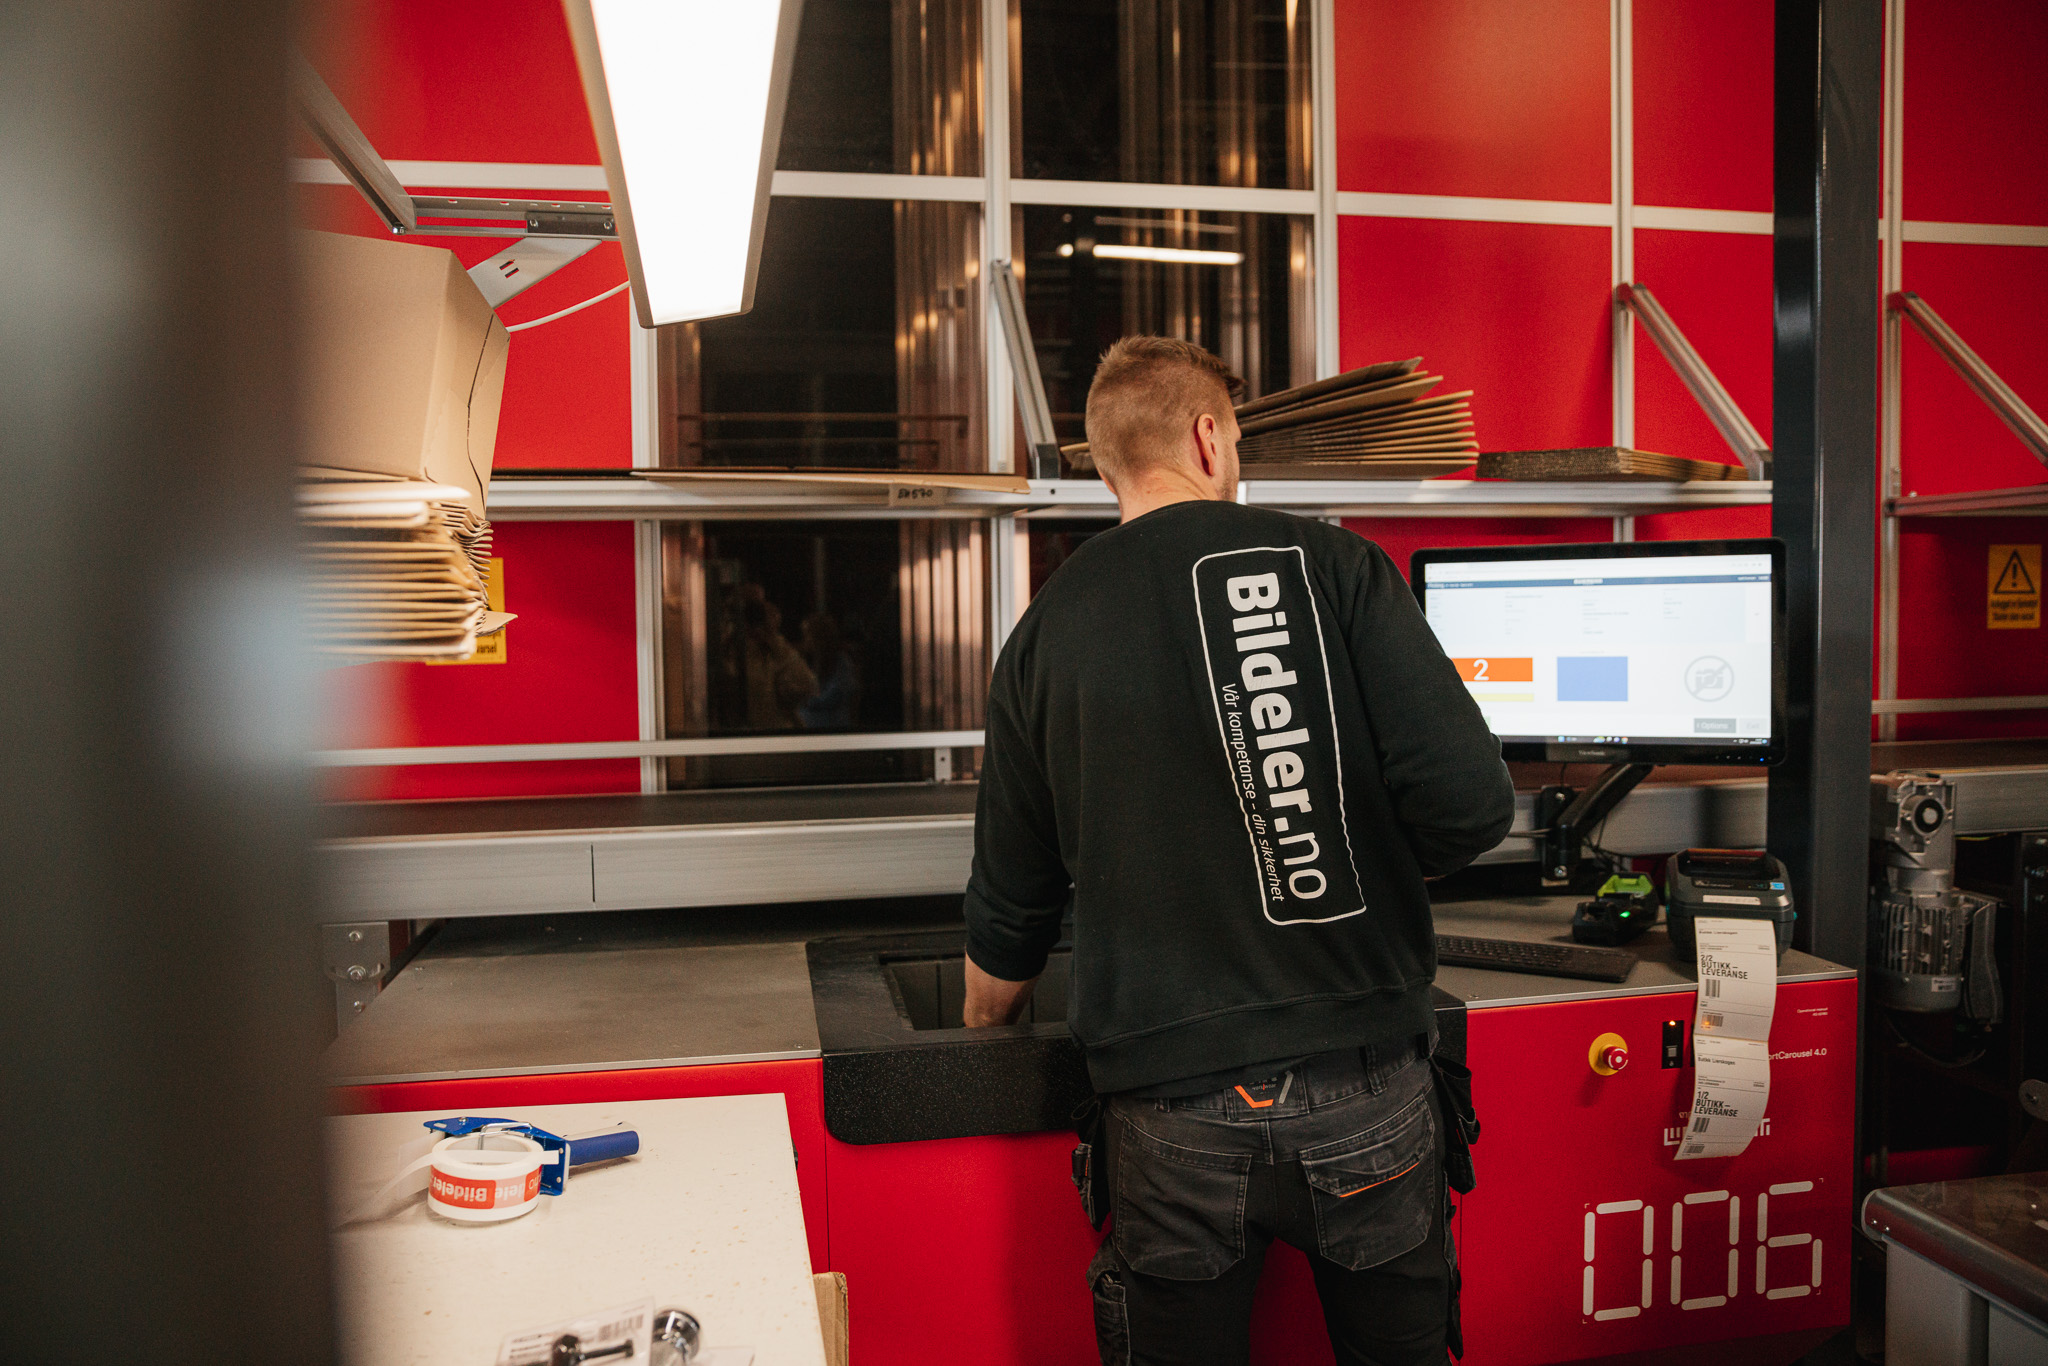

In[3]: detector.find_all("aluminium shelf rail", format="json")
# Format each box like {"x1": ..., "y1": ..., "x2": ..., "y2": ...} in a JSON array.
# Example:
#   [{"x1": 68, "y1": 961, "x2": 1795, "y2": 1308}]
[{"x1": 483, "y1": 473, "x2": 1773, "y2": 521}]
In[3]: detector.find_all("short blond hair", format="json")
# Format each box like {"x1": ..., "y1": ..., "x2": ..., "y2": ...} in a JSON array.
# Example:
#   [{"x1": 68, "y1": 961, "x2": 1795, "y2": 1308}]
[{"x1": 1083, "y1": 336, "x2": 1243, "y2": 479}]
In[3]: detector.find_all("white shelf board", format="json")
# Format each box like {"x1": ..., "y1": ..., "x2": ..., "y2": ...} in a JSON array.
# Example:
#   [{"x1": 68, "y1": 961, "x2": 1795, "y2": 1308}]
[{"x1": 485, "y1": 475, "x2": 1772, "y2": 521}]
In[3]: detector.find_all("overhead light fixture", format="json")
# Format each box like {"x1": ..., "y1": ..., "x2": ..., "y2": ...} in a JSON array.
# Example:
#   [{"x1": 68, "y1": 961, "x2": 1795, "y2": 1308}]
[
  {"x1": 1094, "y1": 215, "x2": 1239, "y2": 237},
  {"x1": 562, "y1": 0, "x2": 805, "y2": 327},
  {"x1": 1090, "y1": 244, "x2": 1244, "y2": 266}
]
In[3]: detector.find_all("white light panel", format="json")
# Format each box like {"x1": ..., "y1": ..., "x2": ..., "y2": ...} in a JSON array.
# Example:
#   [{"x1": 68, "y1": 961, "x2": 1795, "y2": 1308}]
[
  {"x1": 1090, "y1": 243, "x2": 1244, "y2": 266},
  {"x1": 564, "y1": 0, "x2": 802, "y2": 327}
]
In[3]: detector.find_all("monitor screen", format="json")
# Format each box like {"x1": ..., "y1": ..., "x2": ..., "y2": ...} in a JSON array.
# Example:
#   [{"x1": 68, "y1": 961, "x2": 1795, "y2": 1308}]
[{"x1": 1410, "y1": 538, "x2": 1785, "y2": 764}]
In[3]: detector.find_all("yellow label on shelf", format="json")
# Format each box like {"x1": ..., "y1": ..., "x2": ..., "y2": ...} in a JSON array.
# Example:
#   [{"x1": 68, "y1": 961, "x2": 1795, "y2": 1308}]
[
  {"x1": 431, "y1": 558, "x2": 507, "y2": 664},
  {"x1": 1988, "y1": 544, "x2": 2039, "y2": 630}
]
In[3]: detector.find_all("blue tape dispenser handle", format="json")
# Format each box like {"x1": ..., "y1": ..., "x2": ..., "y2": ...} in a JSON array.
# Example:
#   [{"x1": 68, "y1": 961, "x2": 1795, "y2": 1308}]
[
  {"x1": 567, "y1": 1128, "x2": 640, "y2": 1166},
  {"x1": 423, "y1": 1116, "x2": 639, "y2": 1197}
]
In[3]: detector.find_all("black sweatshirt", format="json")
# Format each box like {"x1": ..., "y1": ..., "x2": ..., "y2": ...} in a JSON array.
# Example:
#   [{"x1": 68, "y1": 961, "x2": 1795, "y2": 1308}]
[{"x1": 963, "y1": 500, "x2": 1516, "y2": 1094}]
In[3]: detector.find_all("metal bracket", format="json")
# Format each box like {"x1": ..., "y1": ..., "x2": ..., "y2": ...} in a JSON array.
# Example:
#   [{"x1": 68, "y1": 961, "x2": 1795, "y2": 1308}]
[
  {"x1": 1890, "y1": 290, "x2": 2048, "y2": 470},
  {"x1": 1616, "y1": 283, "x2": 1771, "y2": 478},
  {"x1": 321, "y1": 920, "x2": 391, "y2": 1033},
  {"x1": 468, "y1": 236, "x2": 604, "y2": 308},
  {"x1": 290, "y1": 50, "x2": 415, "y2": 233},
  {"x1": 408, "y1": 196, "x2": 618, "y2": 240},
  {"x1": 1537, "y1": 762, "x2": 1654, "y2": 886},
  {"x1": 990, "y1": 260, "x2": 1064, "y2": 480},
  {"x1": 290, "y1": 57, "x2": 618, "y2": 246}
]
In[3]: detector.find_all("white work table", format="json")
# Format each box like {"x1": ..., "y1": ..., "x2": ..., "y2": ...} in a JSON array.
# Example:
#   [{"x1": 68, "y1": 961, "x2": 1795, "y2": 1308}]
[{"x1": 328, "y1": 1094, "x2": 825, "y2": 1366}]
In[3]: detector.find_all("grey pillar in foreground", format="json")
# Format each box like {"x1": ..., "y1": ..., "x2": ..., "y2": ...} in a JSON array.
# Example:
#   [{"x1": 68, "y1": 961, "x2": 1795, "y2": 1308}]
[
  {"x1": 0, "y1": 3, "x2": 335, "y2": 1360},
  {"x1": 1770, "y1": 0, "x2": 1882, "y2": 970}
]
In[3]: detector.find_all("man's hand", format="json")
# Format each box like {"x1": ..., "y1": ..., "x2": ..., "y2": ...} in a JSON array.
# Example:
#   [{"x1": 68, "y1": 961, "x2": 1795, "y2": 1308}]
[{"x1": 964, "y1": 957, "x2": 1038, "y2": 1027}]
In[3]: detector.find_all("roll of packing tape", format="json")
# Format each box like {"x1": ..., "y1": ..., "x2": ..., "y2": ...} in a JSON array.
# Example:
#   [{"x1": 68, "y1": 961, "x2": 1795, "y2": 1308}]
[{"x1": 426, "y1": 1132, "x2": 547, "y2": 1223}]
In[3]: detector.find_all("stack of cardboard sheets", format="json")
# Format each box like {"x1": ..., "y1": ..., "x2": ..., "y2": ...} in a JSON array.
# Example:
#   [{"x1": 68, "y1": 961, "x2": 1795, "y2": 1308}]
[
  {"x1": 1231, "y1": 357, "x2": 1475, "y2": 478},
  {"x1": 1474, "y1": 447, "x2": 1750, "y2": 482},
  {"x1": 297, "y1": 230, "x2": 513, "y2": 662},
  {"x1": 298, "y1": 471, "x2": 498, "y2": 660}
]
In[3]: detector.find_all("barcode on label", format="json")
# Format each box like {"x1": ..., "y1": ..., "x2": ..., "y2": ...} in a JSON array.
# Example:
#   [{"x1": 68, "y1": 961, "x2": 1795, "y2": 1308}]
[
  {"x1": 1691, "y1": 1116, "x2": 1713, "y2": 1134},
  {"x1": 1682, "y1": 1142, "x2": 1706, "y2": 1156},
  {"x1": 1702, "y1": 977, "x2": 1722, "y2": 998},
  {"x1": 1702, "y1": 1012, "x2": 1724, "y2": 1029},
  {"x1": 596, "y1": 1315, "x2": 645, "y2": 1342}
]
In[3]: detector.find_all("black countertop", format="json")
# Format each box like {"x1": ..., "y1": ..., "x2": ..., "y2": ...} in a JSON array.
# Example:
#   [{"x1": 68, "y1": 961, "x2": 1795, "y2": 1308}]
[{"x1": 807, "y1": 928, "x2": 1470, "y2": 1145}]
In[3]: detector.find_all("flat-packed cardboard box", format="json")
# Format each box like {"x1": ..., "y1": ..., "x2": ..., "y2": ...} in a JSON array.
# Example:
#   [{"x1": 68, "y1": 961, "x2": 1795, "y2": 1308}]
[{"x1": 297, "y1": 230, "x2": 510, "y2": 515}]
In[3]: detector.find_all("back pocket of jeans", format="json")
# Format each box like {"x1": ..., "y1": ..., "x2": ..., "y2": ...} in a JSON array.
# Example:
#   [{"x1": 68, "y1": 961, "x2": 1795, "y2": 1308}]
[
  {"x1": 1299, "y1": 1091, "x2": 1436, "y2": 1271},
  {"x1": 1113, "y1": 1120, "x2": 1253, "y2": 1280}
]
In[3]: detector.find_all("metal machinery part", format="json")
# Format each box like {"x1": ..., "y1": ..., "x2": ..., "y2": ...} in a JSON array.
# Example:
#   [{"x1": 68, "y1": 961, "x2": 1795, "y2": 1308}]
[
  {"x1": 1870, "y1": 770, "x2": 2003, "y2": 1021},
  {"x1": 650, "y1": 1309, "x2": 701, "y2": 1366},
  {"x1": 322, "y1": 921, "x2": 392, "y2": 1033}
]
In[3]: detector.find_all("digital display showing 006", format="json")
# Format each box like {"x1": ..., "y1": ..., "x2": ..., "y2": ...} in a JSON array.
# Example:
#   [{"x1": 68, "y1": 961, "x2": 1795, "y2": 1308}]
[{"x1": 1582, "y1": 1181, "x2": 1824, "y2": 1321}]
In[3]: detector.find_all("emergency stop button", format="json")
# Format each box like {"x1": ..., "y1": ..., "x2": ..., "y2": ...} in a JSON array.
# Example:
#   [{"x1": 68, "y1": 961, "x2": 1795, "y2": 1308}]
[{"x1": 1588, "y1": 1032, "x2": 1629, "y2": 1076}]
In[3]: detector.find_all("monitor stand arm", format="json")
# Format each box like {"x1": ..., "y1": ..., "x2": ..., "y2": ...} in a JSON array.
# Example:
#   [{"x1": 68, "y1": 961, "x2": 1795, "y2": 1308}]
[{"x1": 1536, "y1": 762, "x2": 1653, "y2": 886}]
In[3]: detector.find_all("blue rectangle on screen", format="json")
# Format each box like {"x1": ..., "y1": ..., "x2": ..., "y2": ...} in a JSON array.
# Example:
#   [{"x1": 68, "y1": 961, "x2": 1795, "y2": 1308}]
[{"x1": 1557, "y1": 656, "x2": 1628, "y2": 702}]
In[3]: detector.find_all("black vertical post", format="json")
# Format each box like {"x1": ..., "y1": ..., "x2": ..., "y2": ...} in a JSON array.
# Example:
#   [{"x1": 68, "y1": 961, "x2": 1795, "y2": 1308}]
[
  {"x1": 1770, "y1": 0, "x2": 1882, "y2": 970},
  {"x1": 0, "y1": 2, "x2": 334, "y2": 1360}
]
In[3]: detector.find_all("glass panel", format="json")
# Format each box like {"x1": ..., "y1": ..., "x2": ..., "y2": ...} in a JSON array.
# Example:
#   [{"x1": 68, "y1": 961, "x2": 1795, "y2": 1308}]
[
  {"x1": 1018, "y1": 205, "x2": 1316, "y2": 456},
  {"x1": 661, "y1": 519, "x2": 987, "y2": 788},
  {"x1": 659, "y1": 196, "x2": 986, "y2": 472},
  {"x1": 1018, "y1": 0, "x2": 1312, "y2": 187},
  {"x1": 777, "y1": 0, "x2": 983, "y2": 175}
]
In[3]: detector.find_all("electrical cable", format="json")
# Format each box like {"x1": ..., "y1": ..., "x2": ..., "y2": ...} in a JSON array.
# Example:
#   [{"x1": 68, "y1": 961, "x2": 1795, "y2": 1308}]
[
  {"x1": 1882, "y1": 1009, "x2": 1987, "y2": 1071},
  {"x1": 505, "y1": 280, "x2": 630, "y2": 333}
]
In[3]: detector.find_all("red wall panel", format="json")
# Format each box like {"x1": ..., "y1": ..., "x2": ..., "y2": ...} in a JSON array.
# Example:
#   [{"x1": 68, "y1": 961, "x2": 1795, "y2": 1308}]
[
  {"x1": 489, "y1": 241, "x2": 634, "y2": 470},
  {"x1": 320, "y1": 520, "x2": 642, "y2": 800},
  {"x1": 1338, "y1": 217, "x2": 1614, "y2": 453},
  {"x1": 1903, "y1": 0, "x2": 2048, "y2": 226},
  {"x1": 305, "y1": 0, "x2": 599, "y2": 166},
  {"x1": 1333, "y1": 0, "x2": 1610, "y2": 202},
  {"x1": 1898, "y1": 243, "x2": 2048, "y2": 498},
  {"x1": 1630, "y1": 227, "x2": 1772, "y2": 473},
  {"x1": 1891, "y1": 518, "x2": 2047, "y2": 737},
  {"x1": 1341, "y1": 518, "x2": 1615, "y2": 579},
  {"x1": 1630, "y1": 0, "x2": 1773, "y2": 213},
  {"x1": 1633, "y1": 506, "x2": 1772, "y2": 543}
]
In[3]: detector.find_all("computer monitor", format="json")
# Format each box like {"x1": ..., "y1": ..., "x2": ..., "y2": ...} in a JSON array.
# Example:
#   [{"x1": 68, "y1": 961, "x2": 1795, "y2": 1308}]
[{"x1": 1410, "y1": 538, "x2": 1785, "y2": 766}]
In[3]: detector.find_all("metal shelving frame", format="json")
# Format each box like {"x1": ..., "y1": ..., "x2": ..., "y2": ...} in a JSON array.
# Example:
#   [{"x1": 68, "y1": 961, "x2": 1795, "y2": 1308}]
[
  {"x1": 1873, "y1": 0, "x2": 2048, "y2": 741},
  {"x1": 294, "y1": 0, "x2": 2044, "y2": 828}
]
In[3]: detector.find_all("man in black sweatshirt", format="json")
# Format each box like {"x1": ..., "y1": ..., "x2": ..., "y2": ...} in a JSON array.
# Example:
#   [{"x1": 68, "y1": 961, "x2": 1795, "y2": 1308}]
[{"x1": 962, "y1": 337, "x2": 1515, "y2": 1365}]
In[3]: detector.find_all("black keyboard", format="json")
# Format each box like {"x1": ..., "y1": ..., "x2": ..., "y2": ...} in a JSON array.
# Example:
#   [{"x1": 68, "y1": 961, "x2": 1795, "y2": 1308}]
[{"x1": 1436, "y1": 934, "x2": 1635, "y2": 983}]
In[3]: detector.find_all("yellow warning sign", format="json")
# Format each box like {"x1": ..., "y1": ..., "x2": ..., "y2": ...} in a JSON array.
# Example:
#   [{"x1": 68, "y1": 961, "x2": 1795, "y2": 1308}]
[
  {"x1": 429, "y1": 558, "x2": 508, "y2": 663},
  {"x1": 1988, "y1": 544, "x2": 2039, "y2": 630}
]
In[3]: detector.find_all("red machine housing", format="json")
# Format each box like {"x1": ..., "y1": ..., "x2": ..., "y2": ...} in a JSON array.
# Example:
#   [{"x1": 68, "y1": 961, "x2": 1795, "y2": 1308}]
[{"x1": 332, "y1": 976, "x2": 1856, "y2": 1366}]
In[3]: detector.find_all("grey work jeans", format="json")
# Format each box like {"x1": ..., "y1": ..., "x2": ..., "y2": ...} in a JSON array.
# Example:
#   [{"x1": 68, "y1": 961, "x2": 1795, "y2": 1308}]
[{"x1": 1088, "y1": 1044, "x2": 1457, "y2": 1366}]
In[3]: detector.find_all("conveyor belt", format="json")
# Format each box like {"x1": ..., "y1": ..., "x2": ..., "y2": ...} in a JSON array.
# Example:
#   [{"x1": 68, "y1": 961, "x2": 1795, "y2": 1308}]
[
  {"x1": 324, "y1": 781, "x2": 978, "y2": 840},
  {"x1": 319, "y1": 781, "x2": 980, "y2": 922},
  {"x1": 317, "y1": 740, "x2": 2045, "y2": 923}
]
